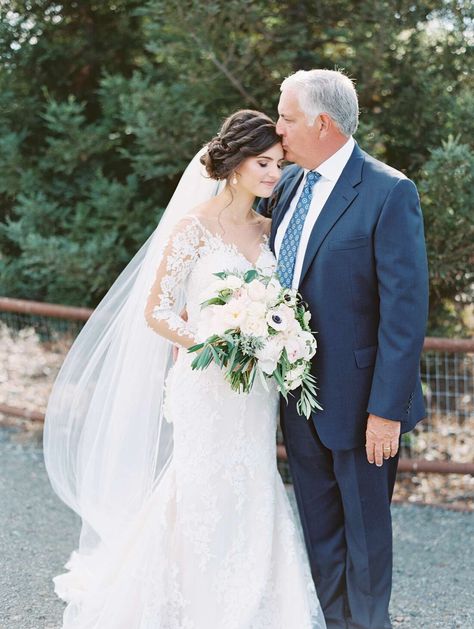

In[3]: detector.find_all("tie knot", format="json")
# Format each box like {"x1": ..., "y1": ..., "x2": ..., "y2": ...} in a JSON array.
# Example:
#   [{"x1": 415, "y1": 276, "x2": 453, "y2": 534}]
[{"x1": 306, "y1": 170, "x2": 321, "y2": 187}]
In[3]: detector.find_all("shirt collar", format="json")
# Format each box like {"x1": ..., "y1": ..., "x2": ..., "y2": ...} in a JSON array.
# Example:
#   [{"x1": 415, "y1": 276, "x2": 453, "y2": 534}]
[{"x1": 304, "y1": 136, "x2": 355, "y2": 182}]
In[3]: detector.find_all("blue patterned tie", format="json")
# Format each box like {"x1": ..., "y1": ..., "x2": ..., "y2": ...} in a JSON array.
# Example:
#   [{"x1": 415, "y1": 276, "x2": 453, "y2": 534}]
[{"x1": 277, "y1": 170, "x2": 321, "y2": 288}]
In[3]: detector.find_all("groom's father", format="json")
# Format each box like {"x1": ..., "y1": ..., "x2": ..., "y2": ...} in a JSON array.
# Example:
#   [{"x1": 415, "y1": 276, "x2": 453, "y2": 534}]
[{"x1": 260, "y1": 70, "x2": 428, "y2": 629}]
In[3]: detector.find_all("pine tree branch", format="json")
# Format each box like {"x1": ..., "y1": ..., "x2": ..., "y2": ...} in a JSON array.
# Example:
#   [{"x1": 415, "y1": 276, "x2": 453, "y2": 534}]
[{"x1": 189, "y1": 33, "x2": 259, "y2": 107}]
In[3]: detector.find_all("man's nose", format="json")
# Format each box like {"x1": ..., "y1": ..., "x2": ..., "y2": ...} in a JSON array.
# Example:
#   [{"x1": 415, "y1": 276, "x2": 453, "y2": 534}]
[{"x1": 276, "y1": 118, "x2": 284, "y2": 135}]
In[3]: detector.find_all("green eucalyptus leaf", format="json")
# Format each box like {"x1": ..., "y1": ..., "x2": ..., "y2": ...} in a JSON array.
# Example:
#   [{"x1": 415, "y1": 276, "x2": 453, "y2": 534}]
[
  {"x1": 188, "y1": 342, "x2": 204, "y2": 353},
  {"x1": 243, "y1": 269, "x2": 258, "y2": 283},
  {"x1": 200, "y1": 297, "x2": 226, "y2": 308}
]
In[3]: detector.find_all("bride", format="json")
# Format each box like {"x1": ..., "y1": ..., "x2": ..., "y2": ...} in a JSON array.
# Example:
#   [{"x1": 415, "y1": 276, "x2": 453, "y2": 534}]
[{"x1": 44, "y1": 109, "x2": 326, "y2": 628}]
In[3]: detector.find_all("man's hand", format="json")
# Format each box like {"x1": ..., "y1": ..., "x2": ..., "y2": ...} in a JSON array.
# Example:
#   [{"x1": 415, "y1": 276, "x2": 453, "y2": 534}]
[{"x1": 365, "y1": 414, "x2": 401, "y2": 466}]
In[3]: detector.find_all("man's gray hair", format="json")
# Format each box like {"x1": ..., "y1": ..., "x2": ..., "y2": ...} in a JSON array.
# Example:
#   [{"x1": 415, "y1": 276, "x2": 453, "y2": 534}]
[{"x1": 281, "y1": 69, "x2": 359, "y2": 136}]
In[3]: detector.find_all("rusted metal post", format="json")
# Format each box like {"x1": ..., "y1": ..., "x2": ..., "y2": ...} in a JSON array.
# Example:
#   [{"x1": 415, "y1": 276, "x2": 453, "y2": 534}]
[
  {"x1": 0, "y1": 297, "x2": 93, "y2": 321},
  {"x1": 277, "y1": 444, "x2": 474, "y2": 475},
  {"x1": 423, "y1": 337, "x2": 474, "y2": 353},
  {"x1": 0, "y1": 403, "x2": 45, "y2": 423}
]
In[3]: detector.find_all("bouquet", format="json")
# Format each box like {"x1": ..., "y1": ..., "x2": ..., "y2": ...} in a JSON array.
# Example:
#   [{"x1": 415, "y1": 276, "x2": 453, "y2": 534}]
[{"x1": 188, "y1": 269, "x2": 322, "y2": 419}]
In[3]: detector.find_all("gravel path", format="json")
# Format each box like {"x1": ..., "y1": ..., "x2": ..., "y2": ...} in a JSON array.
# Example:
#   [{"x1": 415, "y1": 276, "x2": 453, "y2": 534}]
[{"x1": 1, "y1": 426, "x2": 472, "y2": 629}]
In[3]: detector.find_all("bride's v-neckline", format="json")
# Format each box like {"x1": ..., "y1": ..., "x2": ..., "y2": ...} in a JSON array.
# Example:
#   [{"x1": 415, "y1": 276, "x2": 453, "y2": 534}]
[{"x1": 189, "y1": 214, "x2": 270, "y2": 269}]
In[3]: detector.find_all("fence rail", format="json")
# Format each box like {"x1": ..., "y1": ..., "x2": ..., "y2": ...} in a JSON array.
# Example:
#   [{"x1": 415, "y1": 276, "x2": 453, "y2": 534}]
[
  {"x1": 0, "y1": 297, "x2": 93, "y2": 321},
  {"x1": 1, "y1": 298, "x2": 473, "y2": 476},
  {"x1": 2, "y1": 297, "x2": 473, "y2": 351}
]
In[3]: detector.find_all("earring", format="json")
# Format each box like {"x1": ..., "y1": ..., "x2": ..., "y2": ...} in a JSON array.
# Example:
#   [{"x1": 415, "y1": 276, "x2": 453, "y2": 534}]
[{"x1": 232, "y1": 174, "x2": 238, "y2": 185}]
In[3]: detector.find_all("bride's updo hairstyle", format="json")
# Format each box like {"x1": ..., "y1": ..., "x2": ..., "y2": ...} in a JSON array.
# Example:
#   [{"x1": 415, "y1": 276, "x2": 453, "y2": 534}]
[{"x1": 201, "y1": 109, "x2": 280, "y2": 181}]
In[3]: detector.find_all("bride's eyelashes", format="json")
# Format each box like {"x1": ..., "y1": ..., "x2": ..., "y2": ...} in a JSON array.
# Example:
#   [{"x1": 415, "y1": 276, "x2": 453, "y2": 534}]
[{"x1": 258, "y1": 160, "x2": 283, "y2": 169}]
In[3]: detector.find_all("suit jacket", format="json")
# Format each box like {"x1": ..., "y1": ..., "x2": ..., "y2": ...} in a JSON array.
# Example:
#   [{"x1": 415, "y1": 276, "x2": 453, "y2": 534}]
[{"x1": 259, "y1": 142, "x2": 429, "y2": 450}]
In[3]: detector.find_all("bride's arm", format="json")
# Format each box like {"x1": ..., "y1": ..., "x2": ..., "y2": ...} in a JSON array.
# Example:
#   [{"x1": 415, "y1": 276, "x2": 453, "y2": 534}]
[{"x1": 145, "y1": 217, "x2": 201, "y2": 349}]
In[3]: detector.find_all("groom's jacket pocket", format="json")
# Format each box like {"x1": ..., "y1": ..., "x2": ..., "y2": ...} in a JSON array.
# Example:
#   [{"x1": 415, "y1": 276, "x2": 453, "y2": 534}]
[
  {"x1": 353, "y1": 345, "x2": 378, "y2": 369},
  {"x1": 328, "y1": 235, "x2": 369, "y2": 250}
]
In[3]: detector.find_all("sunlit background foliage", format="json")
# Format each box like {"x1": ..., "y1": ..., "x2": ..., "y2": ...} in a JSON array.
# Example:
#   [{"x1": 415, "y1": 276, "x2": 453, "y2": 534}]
[{"x1": 0, "y1": 1, "x2": 472, "y2": 334}]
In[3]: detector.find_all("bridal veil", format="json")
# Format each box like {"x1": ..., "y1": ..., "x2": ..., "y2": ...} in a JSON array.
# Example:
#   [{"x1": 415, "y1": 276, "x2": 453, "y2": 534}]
[{"x1": 43, "y1": 148, "x2": 222, "y2": 553}]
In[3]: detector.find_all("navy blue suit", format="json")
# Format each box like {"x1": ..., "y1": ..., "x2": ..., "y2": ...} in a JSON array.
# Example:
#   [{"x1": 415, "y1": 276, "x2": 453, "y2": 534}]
[{"x1": 259, "y1": 143, "x2": 429, "y2": 629}]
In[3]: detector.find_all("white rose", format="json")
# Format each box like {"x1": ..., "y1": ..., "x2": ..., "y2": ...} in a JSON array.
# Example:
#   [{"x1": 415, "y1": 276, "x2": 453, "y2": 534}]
[
  {"x1": 199, "y1": 274, "x2": 243, "y2": 302},
  {"x1": 223, "y1": 275, "x2": 244, "y2": 291},
  {"x1": 247, "y1": 300, "x2": 267, "y2": 319},
  {"x1": 196, "y1": 308, "x2": 216, "y2": 341},
  {"x1": 199, "y1": 279, "x2": 225, "y2": 302},
  {"x1": 240, "y1": 301, "x2": 268, "y2": 337},
  {"x1": 283, "y1": 336, "x2": 306, "y2": 363},
  {"x1": 287, "y1": 317, "x2": 302, "y2": 335},
  {"x1": 213, "y1": 311, "x2": 234, "y2": 336},
  {"x1": 212, "y1": 312, "x2": 234, "y2": 336},
  {"x1": 246, "y1": 279, "x2": 267, "y2": 302},
  {"x1": 220, "y1": 299, "x2": 247, "y2": 330},
  {"x1": 299, "y1": 330, "x2": 317, "y2": 360},
  {"x1": 240, "y1": 316, "x2": 268, "y2": 338},
  {"x1": 265, "y1": 277, "x2": 282, "y2": 305},
  {"x1": 256, "y1": 337, "x2": 283, "y2": 375}
]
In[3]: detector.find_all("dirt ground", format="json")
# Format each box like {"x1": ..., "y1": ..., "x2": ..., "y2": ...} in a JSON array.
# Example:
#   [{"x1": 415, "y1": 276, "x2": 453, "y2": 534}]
[{"x1": 1, "y1": 426, "x2": 473, "y2": 629}]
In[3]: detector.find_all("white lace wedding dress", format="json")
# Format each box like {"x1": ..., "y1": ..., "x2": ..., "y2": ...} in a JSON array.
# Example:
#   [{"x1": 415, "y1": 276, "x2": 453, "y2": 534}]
[{"x1": 54, "y1": 215, "x2": 325, "y2": 629}]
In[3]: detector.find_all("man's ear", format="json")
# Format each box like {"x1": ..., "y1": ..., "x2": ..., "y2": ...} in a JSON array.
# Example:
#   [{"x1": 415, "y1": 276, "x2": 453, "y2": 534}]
[{"x1": 318, "y1": 113, "x2": 332, "y2": 136}]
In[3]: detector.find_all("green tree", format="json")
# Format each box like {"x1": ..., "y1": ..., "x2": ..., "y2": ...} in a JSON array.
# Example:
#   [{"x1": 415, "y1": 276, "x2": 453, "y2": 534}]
[
  {"x1": 0, "y1": 1, "x2": 157, "y2": 304},
  {"x1": 0, "y1": 0, "x2": 472, "y2": 332},
  {"x1": 419, "y1": 136, "x2": 474, "y2": 335}
]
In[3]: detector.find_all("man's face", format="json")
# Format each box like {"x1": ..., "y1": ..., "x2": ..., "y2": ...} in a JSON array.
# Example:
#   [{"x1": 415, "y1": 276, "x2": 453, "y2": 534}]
[{"x1": 276, "y1": 89, "x2": 320, "y2": 169}]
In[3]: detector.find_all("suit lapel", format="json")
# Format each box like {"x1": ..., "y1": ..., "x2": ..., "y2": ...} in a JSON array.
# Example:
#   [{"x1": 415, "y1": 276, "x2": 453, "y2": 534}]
[
  {"x1": 299, "y1": 144, "x2": 365, "y2": 284},
  {"x1": 269, "y1": 169, "x2": 304, "y2": 251}
]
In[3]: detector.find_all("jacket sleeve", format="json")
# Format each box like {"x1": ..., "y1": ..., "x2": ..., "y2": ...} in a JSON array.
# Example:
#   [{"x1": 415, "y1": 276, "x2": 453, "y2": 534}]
[
  {"x1": 367, "y1": 177, "x2": 429, "y2": 421},
  {"x1": 257, "y1": 188, "x2": 278, "y2": 218}
]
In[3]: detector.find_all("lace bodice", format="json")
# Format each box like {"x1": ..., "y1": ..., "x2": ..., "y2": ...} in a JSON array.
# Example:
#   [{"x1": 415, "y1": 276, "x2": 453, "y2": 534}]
[{"x1": 145, "y1": 215, "x2": 276, "y2": 346}]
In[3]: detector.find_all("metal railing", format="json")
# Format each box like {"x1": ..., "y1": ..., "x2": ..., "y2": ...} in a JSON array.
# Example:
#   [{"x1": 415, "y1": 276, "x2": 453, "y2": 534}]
[{"x1": 1, "y1": 297, "x2": 473, "y2": 475}]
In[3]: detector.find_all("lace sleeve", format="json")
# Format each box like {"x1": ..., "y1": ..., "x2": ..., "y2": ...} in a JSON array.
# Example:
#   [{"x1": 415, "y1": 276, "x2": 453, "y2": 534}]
[{"x1": 145, "y1": 216, "x2": 201, "y2": 348}]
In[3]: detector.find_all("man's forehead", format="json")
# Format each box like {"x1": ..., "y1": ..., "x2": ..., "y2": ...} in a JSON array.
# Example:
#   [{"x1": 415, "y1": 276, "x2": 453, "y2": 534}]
[{"x1": 278, "y1": 89, "x2": 301, "y2": 114}]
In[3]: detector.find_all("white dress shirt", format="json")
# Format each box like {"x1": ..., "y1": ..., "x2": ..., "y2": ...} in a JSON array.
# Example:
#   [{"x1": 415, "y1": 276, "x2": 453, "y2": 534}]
[{"x1": 275, "y1": 136, "x2": 355, "y2": 288}]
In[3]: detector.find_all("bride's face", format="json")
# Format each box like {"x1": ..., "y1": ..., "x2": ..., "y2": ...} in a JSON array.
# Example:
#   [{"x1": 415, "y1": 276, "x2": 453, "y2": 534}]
[{"x1": 235, "y1": 143, "x2": 284, "y2": 198}]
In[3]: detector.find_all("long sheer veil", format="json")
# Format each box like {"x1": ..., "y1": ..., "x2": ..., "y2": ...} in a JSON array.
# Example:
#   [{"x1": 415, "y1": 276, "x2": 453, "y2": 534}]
[{"x1": 43, "y1": 148, "x2": 222, "y2": 555}]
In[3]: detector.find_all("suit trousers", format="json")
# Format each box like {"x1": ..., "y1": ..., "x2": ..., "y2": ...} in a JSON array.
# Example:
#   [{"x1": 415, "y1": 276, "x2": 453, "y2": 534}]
[{"x1": 281, "y1": 410, "x2": 398, "y2": 629}]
